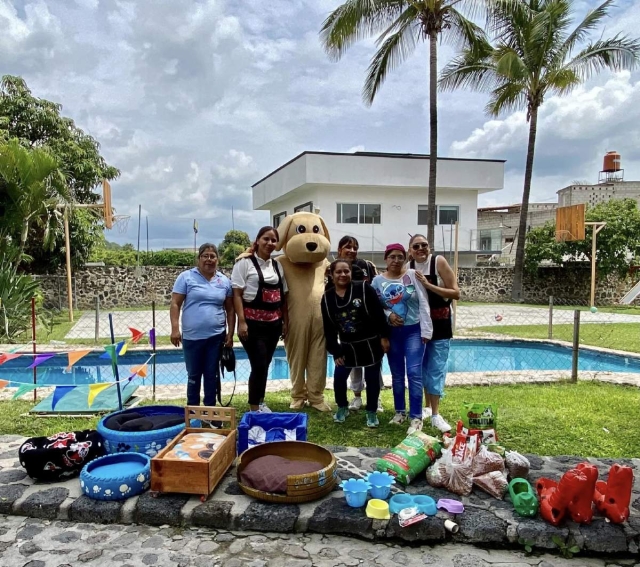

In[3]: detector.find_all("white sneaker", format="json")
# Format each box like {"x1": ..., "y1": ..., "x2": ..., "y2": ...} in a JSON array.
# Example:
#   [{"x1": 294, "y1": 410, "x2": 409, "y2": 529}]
[
  {"x1": 389, "y1": 412, "x2": 406, "y2": 425},
  {"x1": 422, "y1": 406, "x2": 432, "y2": 419},
  {"x1": 407, "y1": 418, "x2": 423, "y2": 435},
  {"x1": 377, "y1": 399, "x2": 384, "y2": 414},
  {"x1": 258, "y1": 403, "x2": 272, "y2": 413},
  {"x1": 431, "y1": 414, "x2": 452, "y2": 433},
  {"x1": 349, "y1": 397, "x2": 363, "y2": 411}
]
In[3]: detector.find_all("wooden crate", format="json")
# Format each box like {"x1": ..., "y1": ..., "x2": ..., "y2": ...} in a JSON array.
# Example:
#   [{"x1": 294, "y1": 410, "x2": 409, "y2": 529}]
[{"x1": 151, "y1": 406, "x2": 236, "y2": 501}]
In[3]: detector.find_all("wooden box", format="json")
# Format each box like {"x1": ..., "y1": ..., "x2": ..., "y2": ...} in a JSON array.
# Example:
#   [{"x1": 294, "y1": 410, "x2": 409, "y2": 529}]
[{"x1": 151, "y1": 406, "x2": 236, "y2": 501}]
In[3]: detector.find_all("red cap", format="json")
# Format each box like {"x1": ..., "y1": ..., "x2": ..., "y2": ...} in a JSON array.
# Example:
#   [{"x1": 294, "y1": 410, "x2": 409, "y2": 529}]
[{"x1": 384, "y1": 243, "x2": 406, "y2": 259}]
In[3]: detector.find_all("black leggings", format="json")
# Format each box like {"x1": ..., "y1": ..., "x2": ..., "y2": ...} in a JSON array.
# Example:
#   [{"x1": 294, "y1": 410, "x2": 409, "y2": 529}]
[
  {"x1": 240, "y1": 319, "x2": 282, "y2": 406},
  {"x1": 334, "y1": 361, "x2": 381, "y2": 412}
]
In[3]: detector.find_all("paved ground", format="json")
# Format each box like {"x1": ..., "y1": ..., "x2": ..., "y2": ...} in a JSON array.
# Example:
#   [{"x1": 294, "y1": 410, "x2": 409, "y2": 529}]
[
  {"x1": 2, "y1": 514, "x2": 632, "y2": 567},
  {"x1": 64, "y1": 305, "x2": 640, "y2": 339}
]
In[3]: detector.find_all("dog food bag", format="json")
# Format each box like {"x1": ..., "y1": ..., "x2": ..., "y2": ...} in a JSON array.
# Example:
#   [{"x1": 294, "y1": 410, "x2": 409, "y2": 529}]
[
  {"x1": 425, "y1": 458, "x2": 449, "y2": 488},
  {"x1": 455, "y1": 420, "x2": 499, "y2": 444},
  {"x1": 472, "y1": 445, "x2": 506, "y2": 477},
  {"x1": 505, "y1": 450, "x2": 531, "y2": 480},
  {"x1": 474, "y1": 470, "x2": 508, "y2": 499},
  {"x1": 376, "y1": 431, "x2": 442, "y2": 485},
  {"x1": 461, "y1": 403, "x2": 498, "y2": 431},
  {"x1": 439, "y1": 447, "x2": 474, "y2": 496}
]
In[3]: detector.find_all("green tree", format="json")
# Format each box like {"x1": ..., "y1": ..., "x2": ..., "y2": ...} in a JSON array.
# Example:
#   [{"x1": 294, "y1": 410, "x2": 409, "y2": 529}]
[
  {"x1": 0, "y1": 76, "x2": 120, "y2": 271},
  {"x1": 218, "y1": 230, "x2": 251, "y2": 263},
  {"x1": 440, "y1": 0, "x2": 640, "y2": 300},
  {"x1": 525, "y1": 199, "x2": 640, "y2": 277},
  {"x1": 321, "y1": 0, "x2": 485, "y2": 246}
]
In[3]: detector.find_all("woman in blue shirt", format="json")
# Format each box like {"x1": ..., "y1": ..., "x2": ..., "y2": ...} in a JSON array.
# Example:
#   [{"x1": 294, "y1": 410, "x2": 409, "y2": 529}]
[{"x1": 170, "y1": 243, "x2": 235, "y2": 406}]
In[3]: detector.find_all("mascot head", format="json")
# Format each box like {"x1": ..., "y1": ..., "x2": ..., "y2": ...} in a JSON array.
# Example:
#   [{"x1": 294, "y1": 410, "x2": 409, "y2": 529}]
[{"x1": 276, "y1": 212, "x2": 331, "y2": 264}]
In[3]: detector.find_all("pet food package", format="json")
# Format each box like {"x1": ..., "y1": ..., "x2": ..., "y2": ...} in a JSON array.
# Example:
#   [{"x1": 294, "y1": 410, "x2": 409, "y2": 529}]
[
  {"x1": 455, "y1": 420, "x2": 498, "y2": 444},
  {"x1": 438, "y1": 448, "x2": 474, "y2": 496},
  {"x1": 461, "y1": 403, "x2": 498, "y2": 431},
  {"x1": 474, "y1": 470, "x2": 508, "y2": 499},
  {"x1": 19, "y1": 430, "x2": 104, "y2": 481},
  {"x1": 472, "y1": 445, "x2": 505, "y2": 477},
  {"x1": 505, "y1": 450, "x2": 531, "y2": 480},
  {"x1": 376, "y1": 431, "x2": 442, "y2": 485}
]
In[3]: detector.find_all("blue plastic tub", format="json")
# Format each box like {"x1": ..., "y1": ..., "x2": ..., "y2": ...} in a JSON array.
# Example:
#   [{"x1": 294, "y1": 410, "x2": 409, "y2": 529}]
[
  {"x1": 340, "y1": 478, "x2": 371, "y2": 508},
  {"x1": 364, "y1": 471, "x2": 395, "y2": 500},
  {"x1": 237, "y1": 412, "x2": 308, "y2": 455},
  {"x1": 97, "y1": 405, "x2": 189, "y2": 456},
  {"x1": 413, "y1": 495, "x2": 437, "y2": 516},
  {"x1": 389, "y1": 493, "x2": 438, "y2": 516},
  {"x1": 80, "y1": 452, "x2": 150, "y2": 501}
]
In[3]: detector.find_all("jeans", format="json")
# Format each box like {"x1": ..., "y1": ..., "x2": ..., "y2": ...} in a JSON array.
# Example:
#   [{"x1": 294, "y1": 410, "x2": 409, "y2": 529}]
[
  {"x1": 240, "y1": 319, "x2": 282, "y2": 406},
  {"x1": 422, "y1": 339, "x2": 450, "y2": 396},
  {"x1": 334, "y1": 361, "x2": 381, "y2": 413},
  {"x1": 183, "y1": 332, "x2": 225, "y2": 406},
  {"x1": 349, "y1": 367, "x2": 385, "y2": 393},
  {"x1": 387, "y1": 323, "x2": 425, "y2": 419}
]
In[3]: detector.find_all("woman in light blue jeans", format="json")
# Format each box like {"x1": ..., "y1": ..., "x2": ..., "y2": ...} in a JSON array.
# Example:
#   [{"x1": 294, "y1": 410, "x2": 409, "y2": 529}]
[{"x1": 371, "y1": 243, "x2": 432, "y2": 436}]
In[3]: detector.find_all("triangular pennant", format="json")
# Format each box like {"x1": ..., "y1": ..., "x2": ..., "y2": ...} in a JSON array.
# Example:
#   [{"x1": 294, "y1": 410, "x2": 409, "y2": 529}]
[
  {"x1": 130, "y1": 363, "x2": 147, "y2": 378},
  {"x1": 0, "y1": 379, "x2": 9, "y2": 390},
  {"x1": 0, "y1": 353, "x2": 22, "y2": 365},
  {"x1": 52, "y1": 386, "x2": 76, "y2": 410},
  {"x1": 119, "y1": 341, "x2": 129, "y2": 356},
  {"x1": 67, "y1": 349, "x2": 92, "y2": 371},
  {"x1": 129, "y1": 327, "x2": 145, "y2": 344},
  {"x1": 149, "y1": 328, "x2": 156, "y2": 349},
  {"x1": 27, "y1": 353, "x2": 55, "y2": 369},
  {"x1": 87, "y1": 383, "x2": 112, "y2": 407},
  {"x1": 12, "y1": 384, "x2": 38, "y2": 400},
  {"x1": 103, "y1": 344, "x2": 118, "y2": 365}
]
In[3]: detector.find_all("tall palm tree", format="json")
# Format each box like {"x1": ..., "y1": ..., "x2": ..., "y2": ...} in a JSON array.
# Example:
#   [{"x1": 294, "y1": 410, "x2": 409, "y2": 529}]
[
  {"x1": 0, "y1": 139, "x2": 69, "y2": 263},
  {"x1": 321, "y1": 0, "x2": 485, "y2": 246},
  {"x1": 440, "y1": 0, "x2": 640, "y2": 300}
]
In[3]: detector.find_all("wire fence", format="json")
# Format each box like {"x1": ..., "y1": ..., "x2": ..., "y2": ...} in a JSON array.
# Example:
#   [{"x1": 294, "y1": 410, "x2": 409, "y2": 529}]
[{"x1": 2, "y1": 296, "x2": 639, "y2": 393}]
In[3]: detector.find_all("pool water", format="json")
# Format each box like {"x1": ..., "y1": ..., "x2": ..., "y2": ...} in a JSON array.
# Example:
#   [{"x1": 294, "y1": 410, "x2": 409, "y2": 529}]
[{"x1": 2, "y1": 340, "x2": 639, "y2": 386}]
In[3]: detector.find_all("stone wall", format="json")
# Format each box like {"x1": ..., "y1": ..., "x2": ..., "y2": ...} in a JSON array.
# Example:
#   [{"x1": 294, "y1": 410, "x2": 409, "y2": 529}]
[{"x1": 34, "y1": 265, "x2": 640, "y2": 309}]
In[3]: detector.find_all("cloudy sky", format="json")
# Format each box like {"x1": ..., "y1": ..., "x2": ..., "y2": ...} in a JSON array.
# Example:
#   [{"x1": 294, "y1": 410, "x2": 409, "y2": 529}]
[{"x1": 3, "y1": 0, "x2": 640, "y2": 249}]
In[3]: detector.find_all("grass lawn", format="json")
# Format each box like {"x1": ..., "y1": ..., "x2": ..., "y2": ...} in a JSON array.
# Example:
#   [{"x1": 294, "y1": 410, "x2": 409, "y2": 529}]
[
  {"x1": 3, "y1": 382, "x2": 638, "y2": 458},
  {"x1": 475, "y1": 323, "x2": 640, "y2": 353},
  {"x1": 460, "y1": 301, "x2": 640, "y2": 316}
]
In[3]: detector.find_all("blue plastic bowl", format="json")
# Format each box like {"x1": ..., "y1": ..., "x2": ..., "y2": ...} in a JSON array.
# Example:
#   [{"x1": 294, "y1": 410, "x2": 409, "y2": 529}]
[
  {"x1": 413, "y1": 495, "x2": 437, "y2": 516},
  {"x1": 340, "y1": 478, "x2": 370, "y2": 508},
  {"x1": 389, "y1": 493, "x2": 414, "y2": 514},
  {"x1": 364, "y1": 471, "x2": 395, "y2": 500},
  {"x1": 80, "y1": 452, "x2": 150, "y2": 501}
]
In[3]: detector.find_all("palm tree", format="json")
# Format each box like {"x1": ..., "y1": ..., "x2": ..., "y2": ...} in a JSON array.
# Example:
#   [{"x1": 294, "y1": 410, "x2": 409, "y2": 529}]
[
  {"x1": 0, "y1": 138, "x2": 69, "y2": 263},
  {"x1": 321, "y1": 0, "x2": 485, "y2": 246},
  {"x1": 440, "y1": 0, "x2": 640, "y2": 300}
]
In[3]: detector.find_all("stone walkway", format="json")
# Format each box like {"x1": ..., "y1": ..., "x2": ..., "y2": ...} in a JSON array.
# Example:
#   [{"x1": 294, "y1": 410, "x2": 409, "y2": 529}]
[
  {"x1": 1, "y1": 514, "x2": 631, "y2": 567},
  {"x1": 1, "y1": 435, "x2": 638, "y2": 560}
]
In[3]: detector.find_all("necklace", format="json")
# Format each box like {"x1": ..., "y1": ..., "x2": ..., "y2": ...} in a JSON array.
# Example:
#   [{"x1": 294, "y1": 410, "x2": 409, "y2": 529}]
[{"x1": 334, "y1": 284, "x2": 352, "y2": 308}]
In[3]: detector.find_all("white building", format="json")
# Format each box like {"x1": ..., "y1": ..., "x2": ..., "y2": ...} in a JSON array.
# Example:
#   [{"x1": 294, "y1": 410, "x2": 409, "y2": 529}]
[
  {"x1": 252, "y1": 151, "x2": 505, "y2": 267},
  {"x1": 557, "y1": 181, "x2": 640, "y2": 208}
]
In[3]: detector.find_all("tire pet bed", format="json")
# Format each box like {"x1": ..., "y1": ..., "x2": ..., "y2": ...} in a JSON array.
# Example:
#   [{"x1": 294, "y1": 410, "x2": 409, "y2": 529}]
[
  {"x1": 97, "y1": 405, "x2": 193, "y2": 456},
  {"x1": 80, "y1": 452, "x2": 150, "y2": 501}
]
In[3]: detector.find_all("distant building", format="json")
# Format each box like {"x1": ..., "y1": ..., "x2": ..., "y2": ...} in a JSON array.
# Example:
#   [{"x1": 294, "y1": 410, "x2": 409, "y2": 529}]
[
  {"x1": 251, "y1": 151, "x2": 505, "y2": 267},
  {"x1": 557, "y1": 181, "x2": 640, "y2": 208}
]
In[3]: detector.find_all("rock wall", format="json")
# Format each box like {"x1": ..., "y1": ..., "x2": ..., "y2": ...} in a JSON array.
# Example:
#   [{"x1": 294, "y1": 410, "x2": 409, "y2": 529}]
[{"x1": 33, "y1": 265, "x2": 639, "y2": 309}]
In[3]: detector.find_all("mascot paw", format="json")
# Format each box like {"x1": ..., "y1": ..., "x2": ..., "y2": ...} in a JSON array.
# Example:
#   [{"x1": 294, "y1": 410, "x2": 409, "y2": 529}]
[
  {"x1": 311, "y1": 402, "x2": 332, "y2": 413},
  {"x1": 289, "y1": 399, "x2": 307, "y2": 410}
]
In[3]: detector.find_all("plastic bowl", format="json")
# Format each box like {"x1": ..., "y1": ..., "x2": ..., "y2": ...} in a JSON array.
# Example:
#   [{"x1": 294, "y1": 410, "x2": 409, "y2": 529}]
[
  {"x1": 437, "y1": 498, "x2": 465, "y2": 514},
  {"x1": 366, "y1": 499, "x2": 390, "y2": 520},
  {"x1": 340, "y1": 478, "x2": 370, "y2": 508},
  {"x1": 389, "y1": 493, "x2": 414, "y2": 514},
  {"x1": 364, "y1": 471, "x2": 395, "y2": 500},
  {"x1": 413, "y1": 495, "x2": 437, "y2": 516}
]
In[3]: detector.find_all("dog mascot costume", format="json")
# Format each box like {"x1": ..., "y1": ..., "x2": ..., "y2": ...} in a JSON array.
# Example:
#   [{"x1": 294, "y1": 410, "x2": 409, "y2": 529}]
[{"x1": 275, "y1": 212, "x2": 332, "y2": 412}]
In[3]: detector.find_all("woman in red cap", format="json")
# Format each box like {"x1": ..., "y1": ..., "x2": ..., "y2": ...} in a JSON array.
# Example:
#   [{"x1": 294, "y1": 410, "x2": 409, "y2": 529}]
[{"x1": 371, "y1": 243, "x2": 432, "y2": 435}]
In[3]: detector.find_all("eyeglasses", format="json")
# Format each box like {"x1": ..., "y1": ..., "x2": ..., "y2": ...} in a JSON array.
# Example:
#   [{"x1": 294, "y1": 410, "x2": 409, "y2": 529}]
[
  {"x1": 200, "y1": 254, "x2": 217, "y2": 260},
  {"x1": 412, "y1": 243, "x2": 429, "y2": 250}
]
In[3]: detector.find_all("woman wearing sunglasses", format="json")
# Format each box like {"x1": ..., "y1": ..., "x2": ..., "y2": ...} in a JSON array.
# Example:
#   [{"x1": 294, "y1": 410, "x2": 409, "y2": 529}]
[{"x1": 408, "y1": 234, "x2": 460, "y2": 433}]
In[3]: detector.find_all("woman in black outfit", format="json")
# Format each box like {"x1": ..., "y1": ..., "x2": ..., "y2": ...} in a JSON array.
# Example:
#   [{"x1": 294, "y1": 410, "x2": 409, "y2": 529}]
[
  {"x1": 232, "y1": 226, "x2": 288, "y2": 413},
  {"x1": 321, "y1": 259, "x2": 389, "y2": 428}
]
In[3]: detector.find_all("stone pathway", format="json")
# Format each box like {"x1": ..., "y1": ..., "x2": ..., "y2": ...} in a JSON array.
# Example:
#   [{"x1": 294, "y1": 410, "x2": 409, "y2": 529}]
[
  {"x1": 1, "y1": 514, "x2": 631, "y2": 567},
  {"x1": 1, "y1": 435, "x2": 639, "y2": 561}
]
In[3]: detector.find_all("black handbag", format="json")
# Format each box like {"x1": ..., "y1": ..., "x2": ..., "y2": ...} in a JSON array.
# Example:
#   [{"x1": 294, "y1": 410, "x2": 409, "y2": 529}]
[{"x1": 216, "y1": 345, "x2": 236, "y2": 407}]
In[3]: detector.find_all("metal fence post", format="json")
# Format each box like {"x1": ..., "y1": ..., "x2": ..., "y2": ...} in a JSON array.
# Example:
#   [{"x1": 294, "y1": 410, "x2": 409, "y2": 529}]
[
  {"x1": 548, "y1": 296, "x2": 554, "y2": 339},
  {"x1": 94, "y1": 296, "x2": 100, "y2": 343},
  {"x1": 31, "y1": 298, "x2": 37, "y2": 403},
  {"x1": 571, "y1": 309, "x2": 580, "y2": 383},
  {"x1": 152, "y1": 300, "x2": 157, "y2": 402}
]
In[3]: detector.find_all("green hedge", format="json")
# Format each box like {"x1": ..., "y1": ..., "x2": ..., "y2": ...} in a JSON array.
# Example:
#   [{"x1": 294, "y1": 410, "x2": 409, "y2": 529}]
[{"x1": 89, "y1": 248, "x2": 198, "y2": 267}]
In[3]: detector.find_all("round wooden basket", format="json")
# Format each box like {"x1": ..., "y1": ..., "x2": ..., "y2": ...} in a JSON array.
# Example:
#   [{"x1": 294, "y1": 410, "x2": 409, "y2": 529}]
[{"x1": 236, "y1": 441, "x2": 337, "y2": 504}]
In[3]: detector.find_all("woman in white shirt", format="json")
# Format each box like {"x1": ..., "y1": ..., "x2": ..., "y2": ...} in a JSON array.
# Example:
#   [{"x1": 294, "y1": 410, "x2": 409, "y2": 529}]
[{"x1": 231, "y1": 227, "x2": 289, "y2": 413}]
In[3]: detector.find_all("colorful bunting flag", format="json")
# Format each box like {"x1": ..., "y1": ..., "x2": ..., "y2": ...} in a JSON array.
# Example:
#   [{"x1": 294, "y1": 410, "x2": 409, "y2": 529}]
[
  {"x1": 100, "y1": 341, "x2": 126, "y2": 360},
  {"x1": 119, "y1": 341, "x2": 129, "y2": 356},
  {"x1": 0, "y1": 353, "x2": 22, "y2": 365},
  {"x1": 27, "y1": 353, "x2": 55, "y2": 369},
  {"x1": 0, "y1": 380, "x2": 9, "y2": 390},
  {"x1": 12, "y1": 384, "x2": 38, "y2": 400},
  {"x1": 129, "y1": 327, "x2": 145, "y2": 344},
  {"x1": 67, "y1": 349, "x2": 91, "y2": 371},
  {"x1": 87, "y1": 383, "x2": 112, "y2": 407},
  {"x1": 130, "y1": 363, "x2": 148, "y2": 378},
  {"x1": 149, "y1": 328, "x2": 156, "y2": 349},
  {"x1": 52, "y1": 386, "x2": 76, "y2": 410}
]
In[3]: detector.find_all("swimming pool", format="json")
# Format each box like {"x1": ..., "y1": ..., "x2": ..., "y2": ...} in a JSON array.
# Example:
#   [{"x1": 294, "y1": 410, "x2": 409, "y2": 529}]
[{"x1": 2, "y1": 340, "x2": 639, "y2": 386}]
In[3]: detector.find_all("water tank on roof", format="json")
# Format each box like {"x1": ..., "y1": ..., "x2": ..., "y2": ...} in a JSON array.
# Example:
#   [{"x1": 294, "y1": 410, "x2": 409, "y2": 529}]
[{"x1": 603, "y1": 151, "x2": 621, "y2": 172}]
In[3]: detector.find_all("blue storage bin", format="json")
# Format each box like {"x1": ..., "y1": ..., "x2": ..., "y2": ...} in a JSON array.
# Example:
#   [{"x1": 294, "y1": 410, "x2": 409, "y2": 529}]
[{"x1": 237, "y1": 412, "x2": 308, "y2": 455}]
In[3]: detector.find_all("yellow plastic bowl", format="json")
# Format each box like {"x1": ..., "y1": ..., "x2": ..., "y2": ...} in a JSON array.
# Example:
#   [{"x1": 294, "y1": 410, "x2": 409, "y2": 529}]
[{"x1": 366, "y1": 498, "x2": 390, "y2": 520}]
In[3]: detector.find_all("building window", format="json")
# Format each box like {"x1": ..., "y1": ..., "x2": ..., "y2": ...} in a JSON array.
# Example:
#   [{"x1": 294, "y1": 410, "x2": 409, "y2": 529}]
[
  {"x1": 337, "y1": 203, "x2": 381, "y2": 224},
  {"x1": 505, "y1": 237, "x2": 514, "y2": 244},
  {"x1": 294, "y1": 201, "x2": 313, "y2": 213},
  {"x1": 417, "y1": 205, "x2": 429, "y2": 225},
  {"x1": 438, "y1": 205, "x2": 459, "y2": 225},
  {"x1": 273, "y1": 211, "x2": 286, "y2": 228}
]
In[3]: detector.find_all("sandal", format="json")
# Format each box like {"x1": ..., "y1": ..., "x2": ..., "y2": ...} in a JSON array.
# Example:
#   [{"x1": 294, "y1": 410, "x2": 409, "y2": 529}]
[{"x1": 509, "y1": 478, "x2": 539, "y2": 517}]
